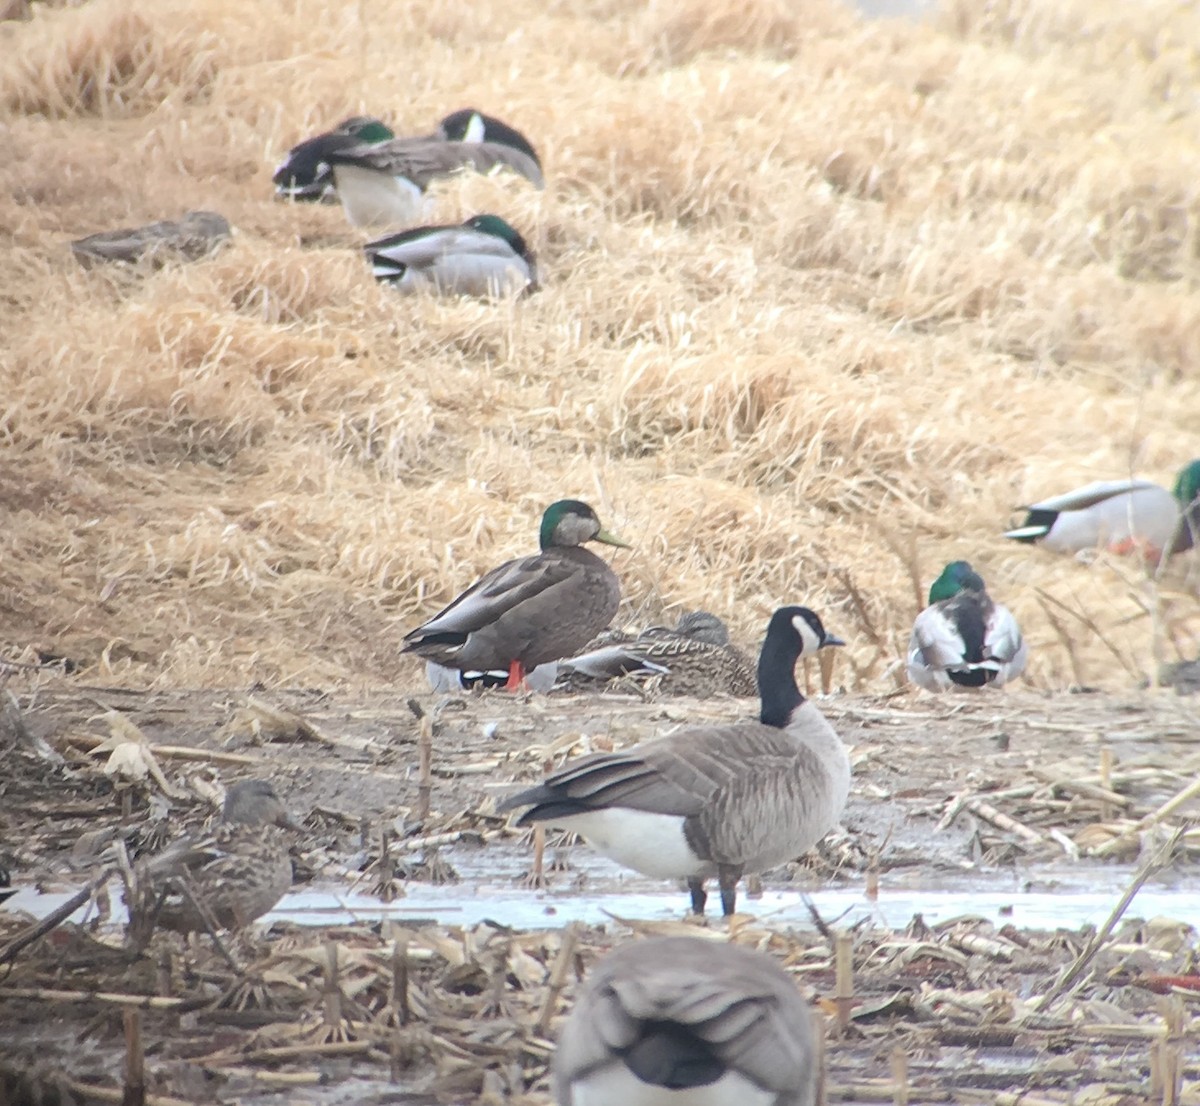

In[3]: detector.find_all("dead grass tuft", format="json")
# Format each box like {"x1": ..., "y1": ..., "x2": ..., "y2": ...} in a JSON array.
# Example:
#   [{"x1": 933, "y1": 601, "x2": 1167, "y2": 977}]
[{"x1": 0, "y1": 1, "x2": 220, "y2": 117}]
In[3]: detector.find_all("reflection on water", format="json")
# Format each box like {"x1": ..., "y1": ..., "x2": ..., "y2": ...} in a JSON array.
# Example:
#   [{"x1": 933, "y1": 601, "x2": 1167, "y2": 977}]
[
  {"x1": 7, "y1": 842, "x2": 1197, "y2": 935},
  {"x1": 261, "y1": 884, "x2": 1200, "y2": 932}
]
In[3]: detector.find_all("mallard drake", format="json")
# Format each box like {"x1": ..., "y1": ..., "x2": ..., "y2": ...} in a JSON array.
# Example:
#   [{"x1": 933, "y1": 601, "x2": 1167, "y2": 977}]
[
  {"x1": 403, "y1": 500, "x2": 629, "y2": 691},
  {"x1": 907, "y1": 561, "x2": 1027, "y2": 692},
  {"x1": 364, "y1": 213, "x2": 538, "y2": 297},
  {"x1": 326, "y1": 108, "x2": 544, "y2": 228},
  {"x1": 70, "y1": 211, "x2": 231, "y2": 268},
  {"x1": 554, "y1": 936, "x2": 818, "y2": 1106},
  {"x1": 498, "y1": 607, "x2": 849, "y2": 916},
  {"x1": 139, "y1": 779, "x2": 299, "y2": 933},
  {"x1": 272, "y1": 115, "x2": 391, "y2": 202},
  {"x1": 558, "y1": 610, "x2": 759, "y2": 697},
  {"x1": 1004, "y1": 460, "x2": 1200, "y2": 562}
]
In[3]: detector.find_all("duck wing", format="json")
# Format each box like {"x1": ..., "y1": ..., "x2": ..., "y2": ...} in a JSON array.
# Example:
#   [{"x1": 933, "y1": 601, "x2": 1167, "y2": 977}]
[
  {"x1": 330, "y1": 137, "x2": 544, "y2": 189},
  {"x1": 403, "y1": 551, "x2": 582, "y2": 650},
  {"x1": 365, "y1": 225, "x2": 519, "y2": 272}
]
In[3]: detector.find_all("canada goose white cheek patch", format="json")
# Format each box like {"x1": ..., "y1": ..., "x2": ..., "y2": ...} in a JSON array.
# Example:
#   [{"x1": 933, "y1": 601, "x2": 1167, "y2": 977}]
[
  {"x1": 571, "y1": 1063, "x2": 776, "y2": 1106},
  {"x1": 790, "y1": 615, "x2": 821, "y2": 656},
  {"x1": 548, "y1": 810, "x2": 708, "y2": 880}
]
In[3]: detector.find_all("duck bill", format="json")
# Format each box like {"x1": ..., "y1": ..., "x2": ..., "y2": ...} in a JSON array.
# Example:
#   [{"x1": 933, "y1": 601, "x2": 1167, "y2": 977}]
[
  {"x1": 595, "y1": 527, "x2": 631, "y2": 549},
  {"x1": 820, "y1": 633, "x2": 846, "y2": 648}
]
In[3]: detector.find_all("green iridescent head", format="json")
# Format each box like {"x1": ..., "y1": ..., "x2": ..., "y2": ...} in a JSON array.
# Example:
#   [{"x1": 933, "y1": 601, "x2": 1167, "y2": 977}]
[
  {"x1": 1172, "y1": 460, "x2": 1200, "y2": 507},
  {"x1": 928, "y1": 560, "x2": 986, "y2": 605},
  {"x1": 538, "y1": 500, "x2": 630, "y2": 552}
]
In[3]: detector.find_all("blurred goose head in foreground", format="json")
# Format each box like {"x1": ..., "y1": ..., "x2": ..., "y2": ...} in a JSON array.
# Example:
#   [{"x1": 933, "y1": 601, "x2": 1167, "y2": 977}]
[{"x1": 554, "y1": 935, "x2": 819, "y2": 1106}]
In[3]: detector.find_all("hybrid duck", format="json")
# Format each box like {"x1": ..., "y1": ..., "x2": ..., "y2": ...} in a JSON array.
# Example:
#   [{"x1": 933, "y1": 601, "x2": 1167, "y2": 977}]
[{"x1": 403, "y1": 500, "x2": 628, "y2": 692}]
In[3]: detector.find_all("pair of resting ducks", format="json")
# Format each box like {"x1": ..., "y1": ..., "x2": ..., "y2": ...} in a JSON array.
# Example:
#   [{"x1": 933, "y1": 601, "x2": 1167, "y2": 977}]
[
  {"x1": 274, "y1": 108, "x2": 542, "y2": 298},
  {"x1": 916, "y1": 457, "x2": 1200, "y2": 691}
]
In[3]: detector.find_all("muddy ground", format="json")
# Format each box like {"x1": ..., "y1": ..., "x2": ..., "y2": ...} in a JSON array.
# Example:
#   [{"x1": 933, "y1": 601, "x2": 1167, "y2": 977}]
[{"x1": 1, "y1": 677, "x2": 1199, "y2": 1104}]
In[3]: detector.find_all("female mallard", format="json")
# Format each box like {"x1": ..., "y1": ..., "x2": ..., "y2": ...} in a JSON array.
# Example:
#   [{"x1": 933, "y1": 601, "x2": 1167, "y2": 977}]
[
  {"x1": 364, "y1": 214, "x2": 537, "y2": 297},
  {"x1": 140, "y1": 779, "x2": 300, "y2": 933},
  {"x1": 554, "y1": 936, "x2": 818, "y2": 1106},
  {"x1": 273, "y1": 115, "x2": 391, "y2": 203},
  {"x1": 1004, "y1": 460, "x2": 1200, "y2": 562},
  {"x1": 907, "y1": 561, "x2": 1027, "y2": 692},
  {"x1": 70, "y1": 211, "x2": 231, "y2": 268},
  {"x1": 558, "y1": 610, "x2": 759, "y2": 697},
  {"x1": 498, "y1": 607, "x2": 849, "y2": 916},
  {"x1": 403, "y1": 500, "x2": 629, "y2": 691},
  {"x1": 326, "y1": 109, "x2": 544, "y2": 228}
]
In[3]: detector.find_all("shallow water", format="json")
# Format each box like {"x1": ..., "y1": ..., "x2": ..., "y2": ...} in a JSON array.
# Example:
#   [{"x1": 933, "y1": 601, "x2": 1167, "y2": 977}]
[
  {"x1": 263, "y1": 882, "x2": 1200, "y2": 931},
  {"x1": 7, "y1": 843, "x2": 1198, "y2": 934}
]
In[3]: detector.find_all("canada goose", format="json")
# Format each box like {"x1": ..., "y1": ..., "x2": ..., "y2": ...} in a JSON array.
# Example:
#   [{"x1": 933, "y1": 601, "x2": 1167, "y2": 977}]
[
  {"x1": 554, "y1": 936, "x2": 819, "y2": 1106},
  {"x1": 557, "y1": 610, "x2": 758, "y2": 697},
  {"x1": 1004, "y1": 460, "x2": 1200, "y2": 562},
  {"x1": 907, "y1": 561, "x2": 1027, "y2": 692},
  {"x1": 139, "y1": 779, "x2": 300, "y2": 933},
  {"x1": 326, "y1": 109, "x2": 544, "y2": 228},
  {"x1": 497, "y1": 606, "x2": 849, "y2": 915},
  {"x1": 70, "y1": 211, "x2": 231, "y2": 268},
  {"x1": 402, "y1": 500, "x2": 629, "y2": 691},
  {"x1": 364, "y1": 213, "x2": 537, "y2": 297}
]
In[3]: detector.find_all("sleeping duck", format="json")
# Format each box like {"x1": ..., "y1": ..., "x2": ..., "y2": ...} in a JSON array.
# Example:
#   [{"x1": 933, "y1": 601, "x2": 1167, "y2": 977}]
[
  {"x1": 907, "y1": 561, "x2": 1027, "y2": 692},
  {"x1": 1004, "y1": 460, "x2": 1200, "y2": 563}
]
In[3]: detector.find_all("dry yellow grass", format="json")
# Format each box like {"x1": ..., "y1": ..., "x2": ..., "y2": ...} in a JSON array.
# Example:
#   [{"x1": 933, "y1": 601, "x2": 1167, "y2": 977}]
[{"x1": 1, "y1": 0, "x2": 1198, "y2": 691}]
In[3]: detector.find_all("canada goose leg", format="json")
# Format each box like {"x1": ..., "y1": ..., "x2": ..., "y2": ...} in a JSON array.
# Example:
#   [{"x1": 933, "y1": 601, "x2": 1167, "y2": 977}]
[
  {"x1": 687, "y1": 877, "x2": 707, "y2": 915},
  {"x1": 503, "y1": 660, "x2": 527, "y2": 691},
  {"x1": 717, "y1": 865, "x2": 742, "y2": 916}
]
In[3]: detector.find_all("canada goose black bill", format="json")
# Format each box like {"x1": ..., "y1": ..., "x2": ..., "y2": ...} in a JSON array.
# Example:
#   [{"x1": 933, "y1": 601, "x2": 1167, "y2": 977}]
[
  {"x1": 497, "y1": 606, "x2": 849, "y2": 915},
  {"x1": 554, "y1": 936, "x2": 818, "y2": 1106}
]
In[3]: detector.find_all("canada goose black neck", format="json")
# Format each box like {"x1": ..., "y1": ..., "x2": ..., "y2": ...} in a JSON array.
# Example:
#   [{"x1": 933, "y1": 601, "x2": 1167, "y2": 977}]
[{"x1": 757, "y1": 606, "x2": 820, "y2": 727}]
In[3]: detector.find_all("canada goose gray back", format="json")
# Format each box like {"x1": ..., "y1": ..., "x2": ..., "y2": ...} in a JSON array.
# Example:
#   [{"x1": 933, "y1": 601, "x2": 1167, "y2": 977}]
[
  {"x1": 907, "y1": 561, "x2": 1027, "y2": 692},
  {"x1": 498, "y1": 606, "x2": 849, "y2": 914},
  {"x1": 555, "y1": 936, "x2": 818, "y2": 1106}
]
